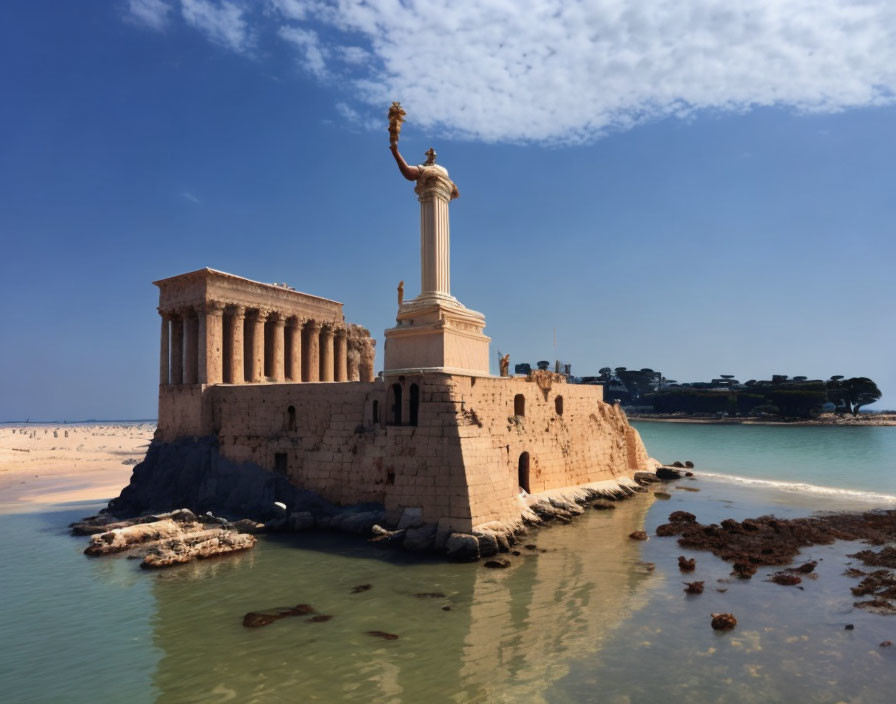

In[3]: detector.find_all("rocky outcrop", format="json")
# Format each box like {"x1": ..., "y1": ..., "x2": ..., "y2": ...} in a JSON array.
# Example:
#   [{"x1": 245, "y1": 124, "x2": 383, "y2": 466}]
[
  {"x1": 108, "y1": 436, "x2": 334, "y2": 522},
  {"x1": 78, "y1": 509, "x2": 257, "y2": 568}
]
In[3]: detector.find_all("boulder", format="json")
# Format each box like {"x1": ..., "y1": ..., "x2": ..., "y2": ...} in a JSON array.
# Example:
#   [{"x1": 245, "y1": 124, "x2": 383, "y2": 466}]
[
  {"x1": 403, "y1": 523, "x2": 436, "y2": 551},
  {"x1": 656, "y1": 466, "x2": 683, "y2": 480},
  {"x1": 397, "y1": 507, "x2": 424, "y2": 531},
  {"x1": 474, "y1": 532, "x2": 500, "y2": 557},
  {"x1": 445, "y1": 533, "x2": 480, "y2": 562}
]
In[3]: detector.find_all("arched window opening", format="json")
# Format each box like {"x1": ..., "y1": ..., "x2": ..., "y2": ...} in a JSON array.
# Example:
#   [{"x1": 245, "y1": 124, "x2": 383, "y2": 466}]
[
  {"x1": 409, "y1": 383, "x2": 420, "y2": 426},
  {"x1": 555, "y1": 395, "x2": 564, "y2": 416},
  {"x1": 518, "y1": 452, "x2": 531, "y2": 494},
  {"x1": 372, "y1": 399, "x2": 379, "y2": 424},
  {"x1": 287, "y1": 405, "x2": 296, "y2": 431},
  {"x1": 389, "y1": 383, "x2": 403, "y2": 425},
  {"x1": 274, "y1": 452, "x2": 288, "y2": 476},
  {"x1": 514, "y1": 394, "x2": 526, "y2": 417}
]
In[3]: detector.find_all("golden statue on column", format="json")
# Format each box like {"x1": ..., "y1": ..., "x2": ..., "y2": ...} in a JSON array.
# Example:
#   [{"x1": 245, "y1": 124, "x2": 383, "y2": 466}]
[{"x1": 383, "y1": 102, "x2": 491, "y2": 377}]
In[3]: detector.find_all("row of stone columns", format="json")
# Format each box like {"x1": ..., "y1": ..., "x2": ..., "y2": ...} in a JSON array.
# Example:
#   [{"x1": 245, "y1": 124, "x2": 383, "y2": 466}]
[{"x1": 160, "y1": 304, "x2": 374, "y2": 386}]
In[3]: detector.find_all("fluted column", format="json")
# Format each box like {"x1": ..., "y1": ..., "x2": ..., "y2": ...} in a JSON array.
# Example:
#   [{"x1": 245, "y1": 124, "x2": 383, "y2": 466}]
[
  {"x1": 360, "y1": 337, "x2": 376, "y2": 383},
  {"x1": 270, "y1": 312, "x2": 285, "y2": 382},
  {"x1": 334, "y1": 328, "x2": 348, "y2": 382},
  {"x1": 183, "y1": 309, "x2": 199, "y2": 384},
  {"x1": 170, "y1": 313, "x2": 184, "y2": 385},
  {"x1": 287, "y1": 317, "x2": 303, "y2": 382},
  {"x1": 199, "y1": 300, "x2": 224, "y2": 385},
  {"x1": 248, "y1": 309, "x2": 268, "y2": 383},
  {"x1": 228, "y1": 305, "x2": 245, "y2": 384},
  {"x1": 303, "y1": 320, "x2": 321, "y2": 382},
  {"x1": 415, "y1": 162, "x2": 457, "y2": 297},
  {"x1": 320, "y1": 324, "x2": 334, "y2": 382},
  {"x1": 159, "y1": 309, "x2": 170, "y2": 385}
]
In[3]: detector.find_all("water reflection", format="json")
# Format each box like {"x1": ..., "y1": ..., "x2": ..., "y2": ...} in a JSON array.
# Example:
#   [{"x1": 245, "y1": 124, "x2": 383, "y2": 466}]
[{"x1": 148, "y1": 496, "x2": 656, "y2": 703}]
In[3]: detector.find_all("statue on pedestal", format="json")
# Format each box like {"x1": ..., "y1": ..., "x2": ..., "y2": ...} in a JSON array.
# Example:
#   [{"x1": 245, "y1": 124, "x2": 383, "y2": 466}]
[
  {"x1": 397, "y1": 280, "x2": 404, "y2": 306},
  {"x1": 388, "y1": 102, "x2": 459, "y2": 199}
]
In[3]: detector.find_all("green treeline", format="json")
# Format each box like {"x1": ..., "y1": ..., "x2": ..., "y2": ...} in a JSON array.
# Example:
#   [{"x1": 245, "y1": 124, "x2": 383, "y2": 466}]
[{"x1": 583, "y1": 368, "x2": 882, "y2": 419}]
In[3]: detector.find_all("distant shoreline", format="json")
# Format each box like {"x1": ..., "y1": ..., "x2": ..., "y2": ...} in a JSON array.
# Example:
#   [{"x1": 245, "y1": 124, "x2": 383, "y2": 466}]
[{"x1": 628, "y1": 412, "x2": 896, "y2": 427}]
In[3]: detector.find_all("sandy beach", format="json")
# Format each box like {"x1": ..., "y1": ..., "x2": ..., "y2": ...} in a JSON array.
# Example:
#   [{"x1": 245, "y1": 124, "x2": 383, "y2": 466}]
[{"x1": 0, "y1": 423, "x2": 155, "y2": 508}]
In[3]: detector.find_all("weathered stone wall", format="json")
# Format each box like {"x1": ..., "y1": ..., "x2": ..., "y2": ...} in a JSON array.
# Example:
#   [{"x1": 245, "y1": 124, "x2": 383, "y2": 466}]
[{"x1": 157, "y1": 373, "x2": 650, "y2": 533}]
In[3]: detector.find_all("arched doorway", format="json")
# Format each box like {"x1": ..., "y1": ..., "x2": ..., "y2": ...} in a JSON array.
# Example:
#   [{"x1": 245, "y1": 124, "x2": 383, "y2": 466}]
[
  {"x1": 389, "y1": 383, "x2": 402, "y2": 425},
  {"x1": 518, "y1": 452, "x2": 530, "y2": 494},
  {"x1": 409, "y1": 383, "x2": 420, "y2": 426}
]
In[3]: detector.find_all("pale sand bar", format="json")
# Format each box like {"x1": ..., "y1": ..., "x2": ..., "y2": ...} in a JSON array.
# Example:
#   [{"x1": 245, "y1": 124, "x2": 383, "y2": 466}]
[{"x1": 0, "y1": 423, "x2": 155, "y2": 510}]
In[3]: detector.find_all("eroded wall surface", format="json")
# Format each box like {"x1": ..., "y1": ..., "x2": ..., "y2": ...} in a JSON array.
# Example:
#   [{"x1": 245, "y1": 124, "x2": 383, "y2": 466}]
[{"x1": 157, "y1": 373, "x2": 649, "y2": 532}]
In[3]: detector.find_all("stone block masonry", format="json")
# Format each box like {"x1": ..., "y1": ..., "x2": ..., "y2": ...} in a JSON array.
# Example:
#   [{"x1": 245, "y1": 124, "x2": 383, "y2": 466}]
[{"x1": 157, "y1": 370, "x2": 650, "y2": 534}]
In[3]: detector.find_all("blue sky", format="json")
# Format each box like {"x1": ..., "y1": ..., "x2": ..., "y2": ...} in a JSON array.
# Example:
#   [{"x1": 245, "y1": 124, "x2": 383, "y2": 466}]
[{"x1": 1, "y1": 0, "x2": 894, "y2": 420}]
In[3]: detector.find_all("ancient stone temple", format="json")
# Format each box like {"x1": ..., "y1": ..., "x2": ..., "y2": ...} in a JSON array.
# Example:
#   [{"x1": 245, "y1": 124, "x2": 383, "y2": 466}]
[{"x1": 136, "y1": 105, "x2": 651, "y2": 550}]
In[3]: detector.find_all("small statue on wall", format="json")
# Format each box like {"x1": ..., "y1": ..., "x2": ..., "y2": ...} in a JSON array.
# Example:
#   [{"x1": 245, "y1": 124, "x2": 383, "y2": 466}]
[
  {"x1": 397, "y1": 280, "x2": 404, "y2": 306},
  {"x1": 499, "y1": 353, "x2": 510, "y2": 377}
]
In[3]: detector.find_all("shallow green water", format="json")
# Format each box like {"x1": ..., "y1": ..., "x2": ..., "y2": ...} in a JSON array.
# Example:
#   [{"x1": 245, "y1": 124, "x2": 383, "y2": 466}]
[{"x1": 2, "y1": 425, "x2": 896, "y2": 703}]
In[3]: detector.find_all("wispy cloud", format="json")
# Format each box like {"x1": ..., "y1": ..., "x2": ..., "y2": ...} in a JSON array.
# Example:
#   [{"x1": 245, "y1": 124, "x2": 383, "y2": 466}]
[
  {"x1": 124, "y1": 0, "x2": 172, "y2": 31},
  {"x1": 125, "y1": 0, "x2": 896, "y2": 144},
  {"x1": 278, "y1": 26, "x2": 327, "y2": 78},
  {"x1": 181, "y1": 0, "x2": 252, "y2": 54},
  {"x1": 180, "y1": 191, "x2": 200, "y2": 204}
]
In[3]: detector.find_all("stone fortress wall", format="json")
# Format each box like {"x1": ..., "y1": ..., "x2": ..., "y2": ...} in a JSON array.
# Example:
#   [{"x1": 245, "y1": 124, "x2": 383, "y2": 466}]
[{"x1": 159, "y1": 367, "x2": 648, "y2": 534}]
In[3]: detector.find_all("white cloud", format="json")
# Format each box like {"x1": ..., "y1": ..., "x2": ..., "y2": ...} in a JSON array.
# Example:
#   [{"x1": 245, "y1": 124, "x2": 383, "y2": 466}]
[
  {"x1": 181, "y1": 0, "x2": 252, "y2": 54},
  {"x1": 278, "y1": 26, "x2": 328, "y2": 78},
  {"x1": 125, "y1": 0, "x2": 172, "y2": 31},
  {"x1": 127, "y1": 1, "x2": 896, "y2": 143},
  {"x1": 181, "y1": 191, "x2": 201, "y2": 204},
  {"x1": 272, "y1": 0, "x2": 896, "y2": 143}
]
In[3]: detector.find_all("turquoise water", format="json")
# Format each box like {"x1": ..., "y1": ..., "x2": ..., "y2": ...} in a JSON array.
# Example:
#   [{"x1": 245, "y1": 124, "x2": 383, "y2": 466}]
[
  {"x1": 2, "y1": 424, "x2": 896, "y2": 703},
  {"x1": 634, "y1": 421, "x2": 896, "y2": 500}
]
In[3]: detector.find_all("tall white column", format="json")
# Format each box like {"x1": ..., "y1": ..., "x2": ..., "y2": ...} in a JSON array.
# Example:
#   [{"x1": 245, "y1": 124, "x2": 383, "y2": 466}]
[{"x1": 413, "y1": 160, "x2": 457, "y2": 299}]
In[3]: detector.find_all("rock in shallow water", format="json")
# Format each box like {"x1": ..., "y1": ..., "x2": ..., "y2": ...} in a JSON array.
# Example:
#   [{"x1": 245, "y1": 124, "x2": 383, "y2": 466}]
[
  {"x1": 678, "y1": 556, "x2": 696, "y2": 571},
  {"x1": 366, "y1": 631, "x2": 399, "y2": 640},
  {"x1": 711, "y1": 613, "x2": 737, "y2": 630},
  {"x1": 242, "y1": 604, "x2": 315, "y2": 628}
]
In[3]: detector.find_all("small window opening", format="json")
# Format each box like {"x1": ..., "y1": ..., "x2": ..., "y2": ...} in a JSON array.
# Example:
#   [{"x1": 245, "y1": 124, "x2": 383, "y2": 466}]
[
  {"x1": 372, "y1": 399, "x2": 379, "y2": 424},
  {"x1": 389, "y1": 383, "x2": 402, "y2": 425},
  {"x1": 514, "y1": 394, "x2": 526, "y2": 417},
  {"x1": 555, "y1": 396, "x2": 564, "y2": 416},
  {"x1": 409, "y1": 383, "x2": 420, "y2": 426},
  {"x1": 274, "y1": 452, "x2": 288, "y2": 476},
  {"x1": 518, "y1": 452, "x2": 530, "y2": 494},
  {"x1": 287, "y1": 405, "x2": 296, "y2": 431},
  {"x1": 386, "y1": 470, "x2": 395, "y2": 485}
]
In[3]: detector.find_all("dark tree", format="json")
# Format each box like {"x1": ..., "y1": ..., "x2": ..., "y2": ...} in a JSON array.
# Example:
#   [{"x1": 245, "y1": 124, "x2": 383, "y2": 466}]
[{"x1": 842, "y1": 377, "x2": 882, "y2": 416}]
